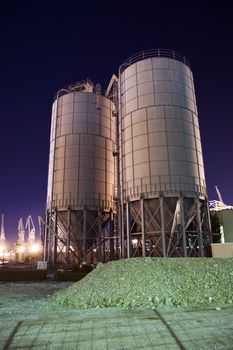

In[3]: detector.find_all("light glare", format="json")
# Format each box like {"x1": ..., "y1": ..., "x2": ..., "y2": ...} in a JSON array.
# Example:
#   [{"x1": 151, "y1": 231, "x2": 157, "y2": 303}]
[{"x1": 29, "y1": 244, "x2": 40, "y2": 254}]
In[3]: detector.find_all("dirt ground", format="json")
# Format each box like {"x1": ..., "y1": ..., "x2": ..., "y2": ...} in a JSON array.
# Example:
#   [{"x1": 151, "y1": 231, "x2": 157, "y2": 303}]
[{"x1": 0, "y1": 281, "x2": 233, "y2": 349}]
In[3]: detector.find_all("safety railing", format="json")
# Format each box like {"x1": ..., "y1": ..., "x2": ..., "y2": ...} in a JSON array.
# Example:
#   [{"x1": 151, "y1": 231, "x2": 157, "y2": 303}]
[
  {"x1": 55, "y1": 78, "x2": 94, "y2": 99},
  {"x1": 119, "y1": 48, "x2": 190, "y2": 74}
]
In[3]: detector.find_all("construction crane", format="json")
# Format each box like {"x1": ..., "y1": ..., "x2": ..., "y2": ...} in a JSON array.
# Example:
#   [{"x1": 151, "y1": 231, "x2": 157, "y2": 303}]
[
  {"x1": 25, "y1": 215, "x2": 35, "y2": 245},
  {"x1": 215, "y1": 185, "x2": 224, "y2": 204},
  {"x1": 18, "y1": 218, "x2": 25, "y2": 243},
  {"x1": 0, "y1": 214, "x2": 5, "y2": 241},
  {"x1": 209, "y1": 186, "x2": 233, "y2": 211}
]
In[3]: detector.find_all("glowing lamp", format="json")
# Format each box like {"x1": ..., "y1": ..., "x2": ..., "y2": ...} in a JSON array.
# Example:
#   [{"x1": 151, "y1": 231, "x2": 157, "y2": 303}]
[
  {"x1": 18, "y1": 245, "x2": 25, "y2": 253},
  {"x1": 29, "y1": 244, "x2": 40, "y2": 254}
]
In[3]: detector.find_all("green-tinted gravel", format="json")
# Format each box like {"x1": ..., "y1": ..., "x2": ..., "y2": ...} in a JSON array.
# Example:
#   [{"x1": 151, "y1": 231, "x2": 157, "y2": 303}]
[{"x1": 50, "y1": 258, "x2": 233, "y2": 309}]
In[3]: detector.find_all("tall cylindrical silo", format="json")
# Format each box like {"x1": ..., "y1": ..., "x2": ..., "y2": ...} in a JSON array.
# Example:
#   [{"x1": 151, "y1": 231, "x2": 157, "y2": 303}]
[
  {"x1": 118, "y1": 49, "x2": 212, "y2": 258},
  {"x1": 46, "y1": 80, "x2": 116, "y2": 265}
]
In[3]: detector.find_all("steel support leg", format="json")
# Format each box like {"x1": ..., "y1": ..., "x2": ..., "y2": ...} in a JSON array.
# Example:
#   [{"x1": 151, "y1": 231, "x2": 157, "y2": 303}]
[
  {"x1": 102, "y1": 215, "x2": 106, "y2": 263},
  {"x1": 206, "y1": 200, "x2": 213, "y2": 244},
  {"x1": 66, "y1": 207, "x2": 71, "y2": 264},
  {"x1": 44, "y1": 211, "x2": 49, "y2": 262},
  {"x1": 98, "y1": 211, "x2": 102, "y2": 262},
  {"x1": 109, "y1": 210, "x2": 114, "y2": 260},
  {"x1": 196, "y1": 199, "x2": 204, "y2": 257},
  {"x1": 83, "y1": 208, "x2": 87, "y2": 262},
  {"x1": 140, "y1": 197, "x2": 146, "y2": 257},
  {"x1": 121, "y1": 202, "x2": 125, "y2": 259},
  {"x1": 52, "y1": 209, "x2": 58, "y2": 264},
  {"x1": 126, "y1": 198, "x2": 131, "y2": 258},
  {"x1": 47, "y1": 210, "x2": 52, "y2": 263},
  {"x1": 116, "y1": 201, "x2": 121, "y2": 259},
  {"x1": 179, "y1": 197, "x2": 187, "y2": 257},
  {"x1": 159, "y1": 197, "x2": 166, "y2": 257}
]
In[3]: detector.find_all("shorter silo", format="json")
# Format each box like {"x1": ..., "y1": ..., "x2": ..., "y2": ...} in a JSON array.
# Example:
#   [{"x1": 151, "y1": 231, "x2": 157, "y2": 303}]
[
  {"x1": 45, "y1": 80, "x2": 117, "y2": 266},
  {"x1": 118, "y1": 49, "x2": 212, "y2": 258}
]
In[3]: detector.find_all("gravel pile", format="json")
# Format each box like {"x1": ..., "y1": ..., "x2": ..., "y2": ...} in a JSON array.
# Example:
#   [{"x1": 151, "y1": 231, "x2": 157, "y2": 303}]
[{"x1": 51, "y1": 258, "x2": 233, "y2": 309}]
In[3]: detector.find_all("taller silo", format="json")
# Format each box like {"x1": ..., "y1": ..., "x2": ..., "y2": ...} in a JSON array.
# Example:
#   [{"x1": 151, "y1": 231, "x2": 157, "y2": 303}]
[
  {"x1": 45, "y1": 80, "x2": 117, "y2": 266},
  {"x1": 118, "y1": 49, "x2": 212, "y2": 258}
]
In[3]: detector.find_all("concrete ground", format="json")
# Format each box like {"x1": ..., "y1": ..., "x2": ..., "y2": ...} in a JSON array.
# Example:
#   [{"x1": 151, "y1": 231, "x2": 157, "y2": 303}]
[{"x1": 0, "y1": 282, "x2": 233, "y2": 350}]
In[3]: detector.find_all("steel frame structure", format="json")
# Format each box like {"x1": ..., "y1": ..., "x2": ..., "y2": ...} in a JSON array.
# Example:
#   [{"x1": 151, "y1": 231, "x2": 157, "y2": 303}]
[
  {"x1": 42, "y1": 50, "x2": 213, "y2": 265},
  {"x1": 40, "y1": 207, "x2": 119, "y2": 266},
  {"x1": 122, "y1": 195, "x2": 212, "y2": 258}
]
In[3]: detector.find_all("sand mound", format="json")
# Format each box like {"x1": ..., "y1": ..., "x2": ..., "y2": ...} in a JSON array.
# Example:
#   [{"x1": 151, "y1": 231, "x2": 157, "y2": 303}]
[{"x1": 51, "y1": 258, "x2": 233, "y2": 309}]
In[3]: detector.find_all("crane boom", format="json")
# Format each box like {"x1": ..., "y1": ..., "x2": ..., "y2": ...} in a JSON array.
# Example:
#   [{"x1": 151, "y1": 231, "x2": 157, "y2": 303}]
[
  {"x1": 18, "y1": 218, "x2": 25, "y2": 243},
  {"x1": 25, "y1": 215, "x2": 35, "y2": 244},
  {"x1": 215, "y1": 185, "x2": 224, "y2": 203},
  {"x1": 0, "y1": 214, "x2": 5, "y2": 241}
]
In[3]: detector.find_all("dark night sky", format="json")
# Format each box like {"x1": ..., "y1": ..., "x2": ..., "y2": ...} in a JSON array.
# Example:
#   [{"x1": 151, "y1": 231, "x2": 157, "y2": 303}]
[{"x1": 0, "y1": 0, "x2": 232, "y2": 245}]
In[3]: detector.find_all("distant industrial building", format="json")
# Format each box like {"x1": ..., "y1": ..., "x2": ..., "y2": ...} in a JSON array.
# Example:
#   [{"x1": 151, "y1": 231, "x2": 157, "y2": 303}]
[{"x1": 218, "y1": 210, "x2": 233, "y2": 242}]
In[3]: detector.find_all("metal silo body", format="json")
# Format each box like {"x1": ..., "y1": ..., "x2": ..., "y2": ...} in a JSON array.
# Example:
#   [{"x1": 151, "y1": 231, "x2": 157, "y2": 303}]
[
  {"x1": 46, "y1": 81, "x2": 117, "y2": 265},
  {"x1": 119, "y1": 50, "x2": 211, "y2": 257}
]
